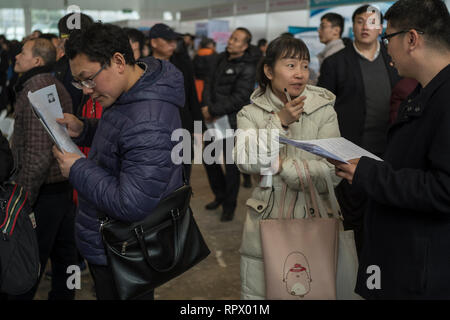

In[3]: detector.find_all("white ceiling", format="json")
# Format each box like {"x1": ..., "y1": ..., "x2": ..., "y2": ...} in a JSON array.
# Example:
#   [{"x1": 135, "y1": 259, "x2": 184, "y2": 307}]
[{"x1": 1, "y1": 0, "x2": 233, "y2": 12}]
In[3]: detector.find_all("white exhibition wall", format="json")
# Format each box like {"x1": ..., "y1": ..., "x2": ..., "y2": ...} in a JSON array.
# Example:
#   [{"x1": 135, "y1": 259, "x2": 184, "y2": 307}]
[{"x1": 178, "y1": 10, "x2": 310, "y2": 45}]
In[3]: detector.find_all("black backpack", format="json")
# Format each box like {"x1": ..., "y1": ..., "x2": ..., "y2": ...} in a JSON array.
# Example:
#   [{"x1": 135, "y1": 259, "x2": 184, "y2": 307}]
[{"x1": 0, "y1": 183, "x2": 40, "y2": 295}]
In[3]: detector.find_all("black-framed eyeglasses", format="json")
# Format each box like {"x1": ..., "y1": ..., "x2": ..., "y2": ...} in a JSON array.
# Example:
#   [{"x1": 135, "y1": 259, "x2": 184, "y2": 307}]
[
  {"x1": 71, "y1": 64, "x2": 107, "y2": 90},
  {"x1": 382, "y1": 30, "x2": 424, "y2": 46}
]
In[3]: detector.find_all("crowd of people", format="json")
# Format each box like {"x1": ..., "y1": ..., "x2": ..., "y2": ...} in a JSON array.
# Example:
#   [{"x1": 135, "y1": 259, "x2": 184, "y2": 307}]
[{"x1": 0, "y1": 0, "x2": 449, "y2": 300}]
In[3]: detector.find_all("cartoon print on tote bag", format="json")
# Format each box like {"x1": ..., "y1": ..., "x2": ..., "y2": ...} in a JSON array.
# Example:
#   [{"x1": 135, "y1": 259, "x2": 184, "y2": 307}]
[{"x1": 283, "y1": 252, "x2": 312, "y2": 297}]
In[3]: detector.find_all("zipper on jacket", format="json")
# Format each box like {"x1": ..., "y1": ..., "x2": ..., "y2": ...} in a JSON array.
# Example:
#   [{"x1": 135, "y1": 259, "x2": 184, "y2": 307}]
[{"x1": 121, "y1": 241, "x2": 128, "y2": 255}]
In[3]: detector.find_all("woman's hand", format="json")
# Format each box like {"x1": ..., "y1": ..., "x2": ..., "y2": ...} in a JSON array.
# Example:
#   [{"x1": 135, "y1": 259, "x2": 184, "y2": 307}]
[{"x1": 277, "y1": 95, "x2": 306, "y2": 127}]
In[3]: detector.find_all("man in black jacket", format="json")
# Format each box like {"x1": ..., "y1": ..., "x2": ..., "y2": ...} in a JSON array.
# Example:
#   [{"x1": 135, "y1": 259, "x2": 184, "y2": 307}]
[
  {"x1": 330, "y1": 0, "x2": 450, "y2": 299},
  {"x1": 149, "y1": 23, "x2": 202, "y2": 182},
  {"x1": 201, "y1": 27, "x2": 258, "y2": 222},
  {"x1": 53, "y1": 12, "x2": 93, "y2": 117},
  {"x1": 318, "y1": 4, "x2": 400, "y2": 255}
]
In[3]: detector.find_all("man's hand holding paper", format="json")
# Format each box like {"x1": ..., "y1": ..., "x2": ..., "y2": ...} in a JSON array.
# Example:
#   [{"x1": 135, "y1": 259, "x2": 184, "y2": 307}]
[{"x1": 327, "y1": 158, "x2": 360, "y2": 185}]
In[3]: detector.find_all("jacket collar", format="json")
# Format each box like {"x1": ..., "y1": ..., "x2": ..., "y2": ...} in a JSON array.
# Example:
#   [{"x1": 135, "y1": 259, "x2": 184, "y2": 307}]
[
  {"x1": 318, "y1": 39, "x2": 344, "y2": 60},
  {"x1": 353, "y1": 41, "x2": 380, "y2": 62},
  {"x1": 14, "y1": 64, "x2": 54, "y2": 94},
  {"x1": 396, "y1": 64, "x2": 450, "y2": 121}
]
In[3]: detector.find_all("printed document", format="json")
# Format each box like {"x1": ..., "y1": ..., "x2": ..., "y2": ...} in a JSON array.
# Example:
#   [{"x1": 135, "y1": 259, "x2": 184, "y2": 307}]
[
  {"x1": 205, "y1": 115, "x2": 234, "y2": 140},
  {"x1": 279, "y1": 136, "x2": 382, "y2": 164},
  {"x1": 27, "y1": 84, "x2": 85, "y2": 157}
]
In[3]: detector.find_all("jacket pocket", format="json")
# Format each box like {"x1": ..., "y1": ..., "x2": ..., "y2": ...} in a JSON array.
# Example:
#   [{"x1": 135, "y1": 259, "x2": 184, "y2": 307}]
[{"x1": 246, "y1": 198, "x2": 268, "y2": 214}]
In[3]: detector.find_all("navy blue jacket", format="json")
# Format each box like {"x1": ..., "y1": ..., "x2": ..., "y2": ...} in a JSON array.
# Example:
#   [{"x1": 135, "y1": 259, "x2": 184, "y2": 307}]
[{"x1": 69, "y1": 57, "x2": 185, "y2": 265}]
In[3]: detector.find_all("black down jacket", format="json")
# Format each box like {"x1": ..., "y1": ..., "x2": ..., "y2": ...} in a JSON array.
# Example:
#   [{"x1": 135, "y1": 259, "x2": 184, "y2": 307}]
[{"x1": 202, "y1": 49, "x2": 259, "y2": 129}]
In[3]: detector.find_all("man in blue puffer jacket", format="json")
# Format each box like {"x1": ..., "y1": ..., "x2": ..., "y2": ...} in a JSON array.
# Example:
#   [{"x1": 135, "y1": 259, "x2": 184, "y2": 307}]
[{"x1": 52, "y1": 23, "x2": 184, "y2": 300}]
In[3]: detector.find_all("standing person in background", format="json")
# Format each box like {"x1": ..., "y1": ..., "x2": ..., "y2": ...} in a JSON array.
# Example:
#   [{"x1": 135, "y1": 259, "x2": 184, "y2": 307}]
[
  {"x1": 389, "y1": 78, "x2": 418, "y2": 123},
  {"x1": 53, "y1": 12, "x2": 94, "y2": 117},
  {"x1": 124, "y1": 28, "x2": 145, "y2": 61},
  {"x1": 317, "y1": 4, "x2": 400, "y2": 257},
  {"x1": 193, "y1": 37, "x2": 218, "y2": 103},
  {"x1": 9, "y1": 38, "x2": 76, "y2": 300},
  {"x1": 183, "y1": 33, "x2": 196, "y2": 60},
  {"x1": 2, "y1": 39, "x2": 22, "y2": 113},
  {"x1": 0, "y1": 39, "x2": 9, "y2": 113},
  {"x1": 201, "y1": 27, "x2": 259, "y2": 222},
  {"x1": 0, "y1": 134, "x2": 13, "y2": 183},
  {"x1": 317, "y1": 13, "x2": 346, "y2": 67},
  {"x1": 150, "y1": 23, "x2": 202, "y2": 182},
  {"x1": 257, "y1": 39, "x2": 268, "y2": 56}
]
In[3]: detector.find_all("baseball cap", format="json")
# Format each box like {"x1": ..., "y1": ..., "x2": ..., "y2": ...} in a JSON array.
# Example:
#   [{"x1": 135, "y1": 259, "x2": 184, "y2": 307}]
[{"x1": 149, "y1": 23, "x2": 182, "y2": 40}]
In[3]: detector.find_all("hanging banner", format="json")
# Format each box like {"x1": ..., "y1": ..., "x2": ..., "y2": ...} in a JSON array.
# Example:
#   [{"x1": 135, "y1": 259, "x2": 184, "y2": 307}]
[
  {"x1": 236, "y1": 0, "x2": 267, "y2": 15},
  {"x1": 211, "y1": 4, "x2": 234, "y2": 18},
  {"x1": 180, "y1": 8, "x2": 209, "y2": 21},
  {"x1": 310, "y1": 0, "x2": 385, "y2": 8},
  {"x1": 268, "y1": 0, "x2": 308, "y2": 12}
]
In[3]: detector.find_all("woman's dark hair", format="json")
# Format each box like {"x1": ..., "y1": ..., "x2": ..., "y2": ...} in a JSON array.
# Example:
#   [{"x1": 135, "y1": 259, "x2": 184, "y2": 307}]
[
  {"x1": 256, "y1": 36, "x2": 310, "y2": 95},
  {"x1": 65, "y1": 22, "x2": 135, "y2": 66}
]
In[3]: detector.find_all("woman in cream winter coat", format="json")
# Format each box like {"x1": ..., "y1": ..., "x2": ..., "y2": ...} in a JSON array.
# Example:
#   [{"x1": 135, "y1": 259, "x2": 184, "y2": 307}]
[{"x1": 233, "y1": 36, "x2": 357, "y2": 300}]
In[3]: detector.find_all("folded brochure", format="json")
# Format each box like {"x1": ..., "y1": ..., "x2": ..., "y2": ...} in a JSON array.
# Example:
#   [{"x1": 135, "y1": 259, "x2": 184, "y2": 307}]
[
  {"x1": 27, "y1": 84, "x2": 85, "y2": 157},
  {"x1": 279, "y1": 136, "x2": 382, "y2": 164}
]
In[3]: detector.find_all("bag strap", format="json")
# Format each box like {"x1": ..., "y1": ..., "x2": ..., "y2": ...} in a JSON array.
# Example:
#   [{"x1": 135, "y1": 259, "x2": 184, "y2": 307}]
[
  {"x1": 303, "y1": 161, "x2": 321, "y2": 218},
  {"x1": 135, "y1": 187, "x2": 192, "y2": 272},
  {"x1": 277, "y1": 182, "x2": 288, "y2": 219},
  {"x1": 293, "y1": 160, "x2": 313, "y2": 219},
  {"x1": 321, "y1": 163, "x2": 343, "y2": 220}
]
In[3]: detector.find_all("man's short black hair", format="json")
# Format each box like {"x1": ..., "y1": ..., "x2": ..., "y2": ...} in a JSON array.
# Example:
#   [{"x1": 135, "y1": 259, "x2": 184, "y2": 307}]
[
  {"x1": 321, "y1": 12, "x2": 345, "y2": 37},
  {"x1": 352, "y1": 4, "x2": 384, "y2": 25},
  {"x1": 200, "y1": 37, "x2": 216, "y2": 49},
  {"x1": 385, "y1": 0, "x2": 450, "y2": 50},
  {"x1": 257, "y1": 38, "x2": 267, "y2": 48},
  {"x1": 65, "y1": 22, "x2": 135, "y2": 66},
  {"x1": 235, "y1": 27, "x2": 252, "y2": 45},
  {"x1": 123, "y1": 28, "x2": 145, "y2": 51},
  {"x1": 58, "y1": 12, "x2": 94, "y2": 37}
]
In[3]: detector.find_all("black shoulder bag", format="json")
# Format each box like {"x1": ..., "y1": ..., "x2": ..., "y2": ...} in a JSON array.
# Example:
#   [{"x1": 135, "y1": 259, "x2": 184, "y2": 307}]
[{"x1": 98, "y1": 168, "x2": 210, "y2": 300}]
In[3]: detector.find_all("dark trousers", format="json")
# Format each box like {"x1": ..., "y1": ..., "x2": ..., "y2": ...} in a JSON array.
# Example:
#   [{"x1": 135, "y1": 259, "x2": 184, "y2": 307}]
[
  {"x1": 203, "y1": 137, "x2": 240, "y2": 212},
  {"x1": 89, "y1": 264, "x2": 154, "y2": 300},
  {"x1": 9, "y1": 181, "x2": 77, "y2": 300},
  {"x1": 335, "y1": 180, "x2": 367, "y2": 259}
]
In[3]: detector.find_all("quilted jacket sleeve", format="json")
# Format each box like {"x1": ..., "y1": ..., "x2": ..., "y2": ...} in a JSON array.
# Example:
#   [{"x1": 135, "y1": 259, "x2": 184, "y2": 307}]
[{"x1": 69, "y1": 116, "x2": 177, "y2": 222}]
